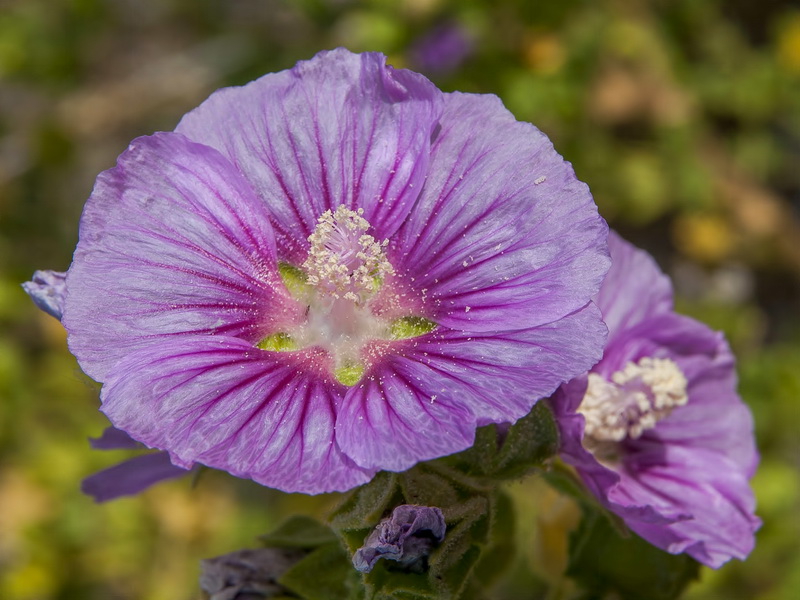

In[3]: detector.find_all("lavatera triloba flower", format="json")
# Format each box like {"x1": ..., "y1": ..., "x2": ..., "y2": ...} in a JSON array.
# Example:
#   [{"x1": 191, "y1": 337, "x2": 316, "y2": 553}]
[
  {"x1": 550, "y1": 231, "x2": 760, "y2": 568},
  {"x1": 25, "y1": 49, "x2": 609, "y2": 494}
]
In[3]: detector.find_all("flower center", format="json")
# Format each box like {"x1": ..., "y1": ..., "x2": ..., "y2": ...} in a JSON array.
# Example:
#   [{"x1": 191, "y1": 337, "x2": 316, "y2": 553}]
[
  {"x1": 302, "y1": 205, "x2": 394, "y2": 305},
  {"x1": 578, "y1": 357, "x2": 688, "y2": 444},
  {"x1": 260, "y1": 207, "x2": 435, "y2": 386}
]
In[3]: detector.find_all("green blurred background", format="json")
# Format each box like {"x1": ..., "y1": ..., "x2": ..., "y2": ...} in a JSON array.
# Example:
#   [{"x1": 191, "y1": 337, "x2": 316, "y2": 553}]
[{"x1": 1, "y1": 0, "x2": 799, "y2": 598}]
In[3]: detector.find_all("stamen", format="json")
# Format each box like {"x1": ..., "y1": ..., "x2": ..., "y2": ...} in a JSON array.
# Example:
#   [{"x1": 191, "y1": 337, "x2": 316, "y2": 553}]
[
  {"x1": 303, "y1": 206, "x2": 394, "y2": 304},
  {"x1": 578, "y1": 357, "x2": 688, "y2": 443}
]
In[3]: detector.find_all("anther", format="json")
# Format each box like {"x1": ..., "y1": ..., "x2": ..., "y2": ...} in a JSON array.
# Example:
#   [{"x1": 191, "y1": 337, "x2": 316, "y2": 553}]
[
  {"x1": 302, "y1": 206, "x2": 393, "y2": 304},
  {"x1": 578, "y1": 357, "x2": 688, "y2": 443}
]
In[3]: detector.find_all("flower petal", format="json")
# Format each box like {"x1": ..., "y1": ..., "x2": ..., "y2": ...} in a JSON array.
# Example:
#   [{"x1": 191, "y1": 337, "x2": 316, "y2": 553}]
[
  {"x1": 338, "y1": 303, "x2": 606, "y2": 471},
  {"x1": 612, "y1": 445, "x2": 760, "y2": 568},
  {"x1": 636, "y1": 314, "x2": 759, "y2": 477},
  {"x1": 100, "y1": 335, "x2": 374, "y2": 494},
  {"x1": 595, "y1": 312, "x2": 758, "y2": 477},
  {"x1": 596, "y1": 231, "x2": 674, "y2": 341},
  {"x1": 81, "y1": 451, "x2": 189, "y2": 502},
  {"x1": 89, "y1": 426, "x2": 141, "y2": 450},
  {"x1": 387, "y1": 92, "x2": 609, "y2": 333},
  {"x1": 64, "y1": 132, "x2": 302, "y2": 382},
  {"x1": 552, "y1": 382, "x2": 759, "y2": 568},
  {"x1": 23, "y1": 270, "x2": 67, "y2": 320},
  {"x1": 176, "y1": 48, "x2": 443, "y2": 261}
]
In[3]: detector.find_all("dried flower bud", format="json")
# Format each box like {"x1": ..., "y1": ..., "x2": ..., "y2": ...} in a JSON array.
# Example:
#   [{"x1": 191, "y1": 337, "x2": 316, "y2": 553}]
[{"x1": 199, "y1": 547, "x2": 306, "y2": 600}]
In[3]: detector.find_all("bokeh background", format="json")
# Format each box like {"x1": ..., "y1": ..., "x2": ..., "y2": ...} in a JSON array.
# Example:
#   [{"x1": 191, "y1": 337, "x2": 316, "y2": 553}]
[{"x1": 1, "y1": 1, "x2": 799, "y2": 598}]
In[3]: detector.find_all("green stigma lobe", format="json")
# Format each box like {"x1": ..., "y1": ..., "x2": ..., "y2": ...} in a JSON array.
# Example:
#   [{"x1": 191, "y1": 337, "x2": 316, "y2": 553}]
[
  {"x1": 258, "y1": 332, "x2": 297, "y2": 352},
  {"x1": 278, "y1": 262, "x2": 311, "y2": 299},
  {"x1": 335, "y1": 363, "x2": 364, "y2": 386},
  {"x1": 390, "y1": 316, "x2": 437, "y2": 340}
]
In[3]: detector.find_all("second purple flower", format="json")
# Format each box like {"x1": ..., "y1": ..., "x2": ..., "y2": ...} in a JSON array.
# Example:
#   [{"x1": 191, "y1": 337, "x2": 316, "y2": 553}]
[{"x1": 550, "y1": 231, "x2": 760, "y2": 567}]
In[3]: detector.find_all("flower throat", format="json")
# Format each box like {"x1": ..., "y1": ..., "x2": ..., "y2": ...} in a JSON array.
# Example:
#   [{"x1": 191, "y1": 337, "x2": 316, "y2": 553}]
[{"x1": 259, "y1": 206, "x2": 433, "y2": 386}]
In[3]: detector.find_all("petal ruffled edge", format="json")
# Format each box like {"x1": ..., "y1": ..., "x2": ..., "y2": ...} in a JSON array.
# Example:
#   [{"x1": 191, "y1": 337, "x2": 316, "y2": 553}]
[
  {"x1": 614, "y1": 444, "x2": 760, "y2": 567},
  {"x1": 387, "y1": 91, "x2": 610, "y2": 334},
  {"x1": 551, "y1": 312, "x2": 760, "y2": 567},
  {"x1": 596, "y1": 231, "x2": 674, "y2": 341},
  {"x1": 176, "y1": 48, "x2": 444, "y2": 261}
]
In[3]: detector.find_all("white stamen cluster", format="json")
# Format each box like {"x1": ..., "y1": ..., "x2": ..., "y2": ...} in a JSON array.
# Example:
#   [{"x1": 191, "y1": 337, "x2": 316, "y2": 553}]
[
  {"x1": 302, "y1": 206, "x2": 393, "y2": 304},
  {"x1": 578, "y1": 357, "x2": 688, "y2": 443}
]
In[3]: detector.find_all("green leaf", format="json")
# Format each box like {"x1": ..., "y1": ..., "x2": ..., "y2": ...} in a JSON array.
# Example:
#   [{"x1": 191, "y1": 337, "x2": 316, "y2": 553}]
[
  {"x1": 425, "y1": 495, "x2": 491, "y2": 600},
  {"x1": 436, "y1": 425, "x2": 500, "y2": 479},
  {"x1": 472, "y1": 491, "x2": 515, "y2": 588},
  {"x1": 437, "y1": 402, "x2": 560, "y2": 481},
  {"x1": 566, "y1": 509, "x2": 699, "y2": 600},
  {"x1": 259, "y1": 515, "x2": 339, "y2": 549},
  {"x1": 365, "y1": 566, "x2": 436, "y2": 600},
  {"x1": 330, "y1": 464, "x2": 503, "y2": 600},
  {"x1": 330, "y1": 472, "x2": 404, "y2": 554},
  {"x1": 399, "y1": 468, "x2": 461, "y2": 508},
  {"x1": 331, "y1": 472, "x2": 403, "y2": 531},
  {"x1": 280, "y1": 542, "x2": 363, "y2": 600},
  {"x1": 324, "y1": 404, "x2": 562, "y2": 600},
  {"x1": 493, "y1": 402, "x2": 560, "y2": 478}
]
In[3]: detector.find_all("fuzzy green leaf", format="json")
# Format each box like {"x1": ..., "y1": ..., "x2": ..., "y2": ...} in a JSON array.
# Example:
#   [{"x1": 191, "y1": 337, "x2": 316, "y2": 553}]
[
  {"x1": 259, "y1": 514, "x2": 339, "y2": 549},
  {"x1": 472, "y1": 491, "x2": 515, "y2": 588},
  {"x1": 280, "y1": 542, "x2": 363, "y2": 600},
  {"x1": 437, "y1": 402, "x2": 559, "y2": 481},
  {"x1": 493, "y1": 401, "x2": 559, "y2": 478}
]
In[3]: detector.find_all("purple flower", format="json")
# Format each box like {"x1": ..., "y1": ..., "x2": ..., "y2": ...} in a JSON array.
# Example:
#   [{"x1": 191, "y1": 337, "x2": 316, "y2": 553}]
[
  {"x1": 353, "y1": 504, "x2": 446, "y2": 573},
  {"x1": 409, "y1": 22, "x2": 474, "y2": 76},
  {"x1": 19, "y1": 271, "x2": 191, "y2": 501},
  {"x1": 551, "y1": 231, "x2": 760, "y2": 568},
  {"x1": 27, "y1": 49, "x2": 609, "y2": 494}
]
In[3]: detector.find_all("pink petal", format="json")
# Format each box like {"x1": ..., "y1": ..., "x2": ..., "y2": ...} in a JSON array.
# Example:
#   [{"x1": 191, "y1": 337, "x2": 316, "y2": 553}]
[
  {"x1": 596, "y1": 231, "x2": 674, "y2": 340},
  {"x1": 338, "y1": 303, "x2": 606, "y2": 471},
  {"x1": 176, "y1": 49, "x2": 443, "y2": 262},
  {"x1": 64, "y1": 133, "x2": 302, "y2": 381},
  {"x1": 100, "y1": 335, "x2": 374, "y2": 494},
  {"x1": 387, "y1": 92, "x2": 609, "y2": 333}
]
